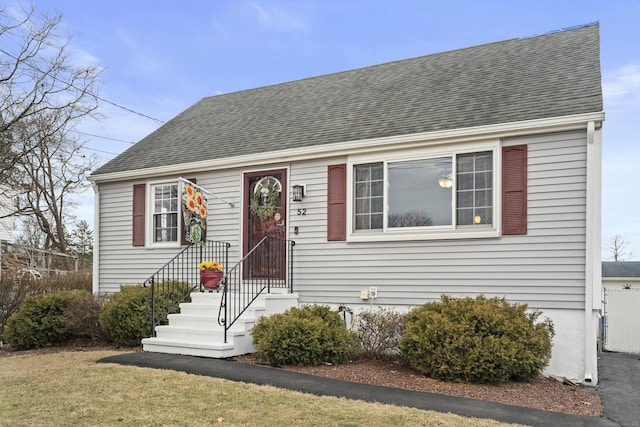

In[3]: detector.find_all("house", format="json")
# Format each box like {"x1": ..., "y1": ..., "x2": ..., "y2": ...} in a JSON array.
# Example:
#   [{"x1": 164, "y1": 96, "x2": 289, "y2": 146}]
[
  {"x1": 601, "y1": 261, "x2": 640, "y2": 353},
  {"x1": 89, "y1": 23, "x2": 604, "y2": 384},
  {"x1": 0, "y1": 191, "x2": 13, "y2": 242}
]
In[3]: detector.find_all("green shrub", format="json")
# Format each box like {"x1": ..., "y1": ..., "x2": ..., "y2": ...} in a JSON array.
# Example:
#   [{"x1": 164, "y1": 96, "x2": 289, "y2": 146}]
[
  {"x1": 152, "y1": 280, "x2": 193, "y2": 325},
  {"x1": 99, "y1": 285, "x2": 151, "y2": 346},
  {"x1": 2, "y1": 290, "x2": 88, "y2": 350},
  {"x1": 252, "y1": 305, "x2": 361, "y2": 366},
  {"x1": 98, "y1": 282, "x2": 192, "y2": 346},
  {"x1": 0, "y1": 272, "x2": 93, "y2": 335},
  {"x1": 356, "y1": 307, "x2": 409, "y2": 359},
  {"x1": 399, "y1": 295, "x2": 554, "y2": 383},
  {"x1": 0, "y1": 275, "x2": 33, "y2": 336}
]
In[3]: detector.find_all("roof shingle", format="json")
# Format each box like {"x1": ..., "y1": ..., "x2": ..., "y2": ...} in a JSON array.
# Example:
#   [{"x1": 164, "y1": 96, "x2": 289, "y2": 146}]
[
  {"x1": 93, "y1": 23, "x2": 602, "y2": 176},
  {"x1": 602, "y1": 262, "x2": 640, "y2": 278}
]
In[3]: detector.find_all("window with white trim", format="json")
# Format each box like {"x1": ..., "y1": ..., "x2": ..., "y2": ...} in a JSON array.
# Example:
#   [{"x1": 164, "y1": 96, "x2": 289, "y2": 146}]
[
  {"x1": 152, "y1": 183, "x2": 179, "y2": 243},
  {"x1": 352, "y1": 150, "x2": 494, "y2": 233}
]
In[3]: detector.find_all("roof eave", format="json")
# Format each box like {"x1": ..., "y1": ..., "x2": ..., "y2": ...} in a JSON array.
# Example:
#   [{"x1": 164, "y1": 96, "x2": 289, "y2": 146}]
[{"x1": 89, "y1": 111, "x2": 605, "y2": 184}]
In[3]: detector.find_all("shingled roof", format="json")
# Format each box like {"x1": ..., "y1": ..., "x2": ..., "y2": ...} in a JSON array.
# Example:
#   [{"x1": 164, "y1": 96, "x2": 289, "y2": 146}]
[
  {"x1": 93, "y1": 23, "x2": 602, "y2": 177},
  {"x1": 602, "y1": 262, "x2": 640, "y2": 278}
]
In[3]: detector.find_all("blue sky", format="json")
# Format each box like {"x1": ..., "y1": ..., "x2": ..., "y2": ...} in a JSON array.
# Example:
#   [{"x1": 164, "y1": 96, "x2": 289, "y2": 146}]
[{"x1": 21, "y1": 0, "x2": 640, "y2": 259}]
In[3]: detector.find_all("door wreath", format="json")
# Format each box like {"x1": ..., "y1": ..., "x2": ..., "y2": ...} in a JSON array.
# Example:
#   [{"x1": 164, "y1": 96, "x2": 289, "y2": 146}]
[{"x1": 250, "y1": 179, "x2": 280, "y2": 219}]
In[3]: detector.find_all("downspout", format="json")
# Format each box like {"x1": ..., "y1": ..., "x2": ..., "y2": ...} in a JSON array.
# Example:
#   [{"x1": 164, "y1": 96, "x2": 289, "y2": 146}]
[
  {"x1": 584, "y1": 120, "x2": 603, "y2": 384},
  {"x1": 91, "y1": 181, "x2": 100, "y2": 294}
]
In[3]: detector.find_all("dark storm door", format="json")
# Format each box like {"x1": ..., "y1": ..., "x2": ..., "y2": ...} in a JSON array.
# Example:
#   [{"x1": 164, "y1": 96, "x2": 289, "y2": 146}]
[{"x1": 243, "y1": 169, "x2": 287, "y2": 280}]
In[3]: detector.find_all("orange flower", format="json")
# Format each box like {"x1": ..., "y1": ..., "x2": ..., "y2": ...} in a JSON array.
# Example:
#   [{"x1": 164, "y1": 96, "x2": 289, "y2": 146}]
[
  {"x1": 186, "y1": 197, "x2": 197, "y2": 212},
  {"x1": 195, "y1": 192, "x2": 204, "y2": 207},
  {"x1": 185, "y1": 183, "x2": 195, "y2": 198},
  {"x1": 199, "y1": 205, "x2": 207, "y2": 219}
]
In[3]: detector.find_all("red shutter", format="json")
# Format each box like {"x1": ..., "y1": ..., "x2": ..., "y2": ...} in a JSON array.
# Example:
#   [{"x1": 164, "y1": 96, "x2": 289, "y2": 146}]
[
  {"x1": 327, "y1": 164, "x2": 347, "y2": 241},
  {"x1": 180, "y1": 178, "x2": 196, "y2": 245},
  {"x1": 502, "y1": 145, "x2": 527, "y2": 235},
  {"x1": 132, "y1": 184, "x2": 146, "y2": 246}
]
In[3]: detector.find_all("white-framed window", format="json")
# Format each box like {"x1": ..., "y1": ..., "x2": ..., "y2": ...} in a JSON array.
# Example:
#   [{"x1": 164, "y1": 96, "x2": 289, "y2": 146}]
[
  {"x1": 348, "y1": 143, "x2": 499, "y2": 241},
  {"x1": 151, "y1": 182, "x2": 179, "y2": 244}
]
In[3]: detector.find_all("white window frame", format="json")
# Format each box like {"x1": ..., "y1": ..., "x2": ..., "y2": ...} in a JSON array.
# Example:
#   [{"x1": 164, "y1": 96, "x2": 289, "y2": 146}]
[
  {"x1": 146, "y1": 180, "x2": 181, "y2": 248},
  {"x1": 346, "y1": 140, "x2": 502, "y2": 242}
]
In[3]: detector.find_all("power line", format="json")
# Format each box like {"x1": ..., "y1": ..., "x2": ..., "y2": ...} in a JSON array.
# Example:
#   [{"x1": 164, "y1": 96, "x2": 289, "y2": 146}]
[
  {"x1": 81, "y1": 146, "x2": 120, "y2": 156},
  {"x1": 76, "y1": 131, "x2": 135, "y2": 144},
  {"x1": 98, "y1": 98, "x2": 165, "y2": 125},
  {"x1": 0, "y1": 47, "x2": 166, "y2": 125}
]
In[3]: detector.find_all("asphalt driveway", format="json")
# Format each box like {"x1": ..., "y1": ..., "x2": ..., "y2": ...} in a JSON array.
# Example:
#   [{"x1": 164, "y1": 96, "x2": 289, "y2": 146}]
[{"x1": 597, "y1": 351, "x2": 640, "y2": 427}]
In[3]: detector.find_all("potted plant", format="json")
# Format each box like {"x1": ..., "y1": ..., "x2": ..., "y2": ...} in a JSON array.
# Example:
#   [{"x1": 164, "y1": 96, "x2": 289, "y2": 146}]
[{"x1": 200, "y1": 261, "x2": 224, "y2": 291}]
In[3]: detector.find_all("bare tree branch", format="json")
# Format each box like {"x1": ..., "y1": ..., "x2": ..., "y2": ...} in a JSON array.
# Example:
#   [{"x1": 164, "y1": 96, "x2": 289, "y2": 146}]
[
  {"x1": 0, "y1": 3, "x2": 101, "y2": 186},
  {"x1": 605, "y1": 235, "x2": 634, "y2": 262},
  {"x1": 0, "y1": 4, "x2": 102, "y2": 252}
]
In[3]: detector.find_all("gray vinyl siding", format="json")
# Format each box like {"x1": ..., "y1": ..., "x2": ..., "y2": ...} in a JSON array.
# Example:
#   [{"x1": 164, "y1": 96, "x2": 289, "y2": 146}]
[
  {"x1": 289, "y1": 131, "x2": 587, "y2": 310},
  {"x1": 97, "y1": 172, "x2": 243, "y2": 293},
  {"x1": 97, "y1": 130, "x2": 588, "y2": 310},
  {"x1": 0, "y1": 193, "x2": 13, "y2": 242}
]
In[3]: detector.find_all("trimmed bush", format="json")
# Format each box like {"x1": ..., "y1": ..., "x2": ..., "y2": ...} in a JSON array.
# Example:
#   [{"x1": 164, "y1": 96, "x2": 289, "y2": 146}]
[
  {"x1": 98, "y1": 282, "x2": 192, "y2": 346},
  {"x1": 152, "y1": 280, "x2": 194, "y2": 325},
  {"x1": 252, "y1": 305, "x2": 361, "y2": 366},
  {"x1": 99, "y1": 285, "x2": 151, "y2": 346},
  {"x1": 0, "y1": 272, "x2": 93, "y2": 336},
  {"x1": 2, "y1": 290, "x2": 88, "y2": 350},
  {"x1": 356, "y1": 307, "x2": 409, "y2": 359},
  {"x1": 399, "y1": 295, "x2": 554, "y2": 383}
]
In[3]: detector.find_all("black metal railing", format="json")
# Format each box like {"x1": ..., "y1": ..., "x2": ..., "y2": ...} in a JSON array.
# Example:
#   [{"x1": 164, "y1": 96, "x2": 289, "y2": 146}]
[
  {"x1": 145, "y1": 240, "x2": 230, "y2": 336},
  {"x1": 218, "y1": 236, "x2": 295, "y2": 342}
]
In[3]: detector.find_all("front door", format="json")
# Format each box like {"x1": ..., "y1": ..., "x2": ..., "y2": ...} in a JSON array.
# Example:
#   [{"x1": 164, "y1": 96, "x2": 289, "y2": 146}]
[{"x1": 243, "y1": 169, "x2": 287, "y2": 280}]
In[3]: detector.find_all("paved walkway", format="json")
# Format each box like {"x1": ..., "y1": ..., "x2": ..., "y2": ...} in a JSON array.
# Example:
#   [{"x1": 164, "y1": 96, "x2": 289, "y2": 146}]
[{"x1": 99, "y1": 352, "x2": 629, "y2": 427}]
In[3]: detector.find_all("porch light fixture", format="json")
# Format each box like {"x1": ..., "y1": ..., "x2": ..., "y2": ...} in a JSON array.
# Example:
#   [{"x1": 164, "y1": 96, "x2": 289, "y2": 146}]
[
  {"x1": 292, "y1": 184, "x2": 305, "y2": 202},
  {"x1": 438, "y1": 174, "x2": 453, "y2": 189}
]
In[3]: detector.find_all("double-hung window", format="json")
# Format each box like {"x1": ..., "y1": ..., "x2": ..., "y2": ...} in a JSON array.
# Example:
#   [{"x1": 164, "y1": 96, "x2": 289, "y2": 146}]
[
  {"x1": 351, "y1": 148, "x2": 497, "y2": 239},
  {"x1": 152, "y1": 183, "x2": 179, "y2": 243}
]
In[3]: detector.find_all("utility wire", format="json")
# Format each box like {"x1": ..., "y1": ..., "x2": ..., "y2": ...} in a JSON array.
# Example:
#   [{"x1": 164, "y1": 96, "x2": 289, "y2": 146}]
[
  {"x1": 81, "y1": 146, "x2": 120, "y2": 156},
  {"x1": 0, "y1": 47, "x2": 166, "y2": 125},
  {"x1": 76, "y1": 131, "x2": 136, "y2": 144}
]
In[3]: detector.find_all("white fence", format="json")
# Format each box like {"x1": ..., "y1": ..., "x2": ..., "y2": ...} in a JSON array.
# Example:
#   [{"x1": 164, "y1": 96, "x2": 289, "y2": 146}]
[{"x1": 604, "y1": 288, "x2": 640, "y2": 354}]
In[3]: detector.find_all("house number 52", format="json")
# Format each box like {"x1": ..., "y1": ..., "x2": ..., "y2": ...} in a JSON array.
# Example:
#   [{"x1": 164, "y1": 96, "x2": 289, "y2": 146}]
[{"x1": 297, "y1": 208, "x2": 307, "y2": 215}]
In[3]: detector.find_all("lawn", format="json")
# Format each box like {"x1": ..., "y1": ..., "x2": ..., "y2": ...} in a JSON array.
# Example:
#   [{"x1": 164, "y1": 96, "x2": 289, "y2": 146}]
[{"x1": 0, "y1": 350, "x2": 525, "y2": 427}]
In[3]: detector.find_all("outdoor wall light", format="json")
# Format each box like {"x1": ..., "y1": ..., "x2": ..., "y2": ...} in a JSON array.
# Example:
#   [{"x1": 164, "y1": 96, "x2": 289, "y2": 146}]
[{"x1": 292, "y1": 184, "x2": 305, "y2": 202}]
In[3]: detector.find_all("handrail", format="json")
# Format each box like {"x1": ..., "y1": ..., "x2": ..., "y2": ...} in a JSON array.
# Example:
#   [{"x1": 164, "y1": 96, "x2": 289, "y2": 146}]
[
  {"x1": 145, "y1": 240, "x2": 230, "y2": 336},
  {"x1": 218, "y1": 236, "x2": 295, "y2": 342}
]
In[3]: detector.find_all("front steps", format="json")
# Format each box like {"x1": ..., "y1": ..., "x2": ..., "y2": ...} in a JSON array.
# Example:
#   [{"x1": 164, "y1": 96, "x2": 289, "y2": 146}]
[{"x1": 141, "y1": 291, "x2": 299, "y2": 358}]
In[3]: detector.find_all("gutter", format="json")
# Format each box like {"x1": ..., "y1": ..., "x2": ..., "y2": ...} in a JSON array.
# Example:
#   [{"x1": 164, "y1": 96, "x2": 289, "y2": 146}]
[
  {"x1": 584, "y1": 120, "x2": 603, "y2": 384},
  {"x1": 91, "y1": 181, "x2": 100, "y2": 294}
]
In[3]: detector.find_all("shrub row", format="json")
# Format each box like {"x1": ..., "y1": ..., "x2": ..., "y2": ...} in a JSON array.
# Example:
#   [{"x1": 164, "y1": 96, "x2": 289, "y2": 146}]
[
  {"x1": 252, "y1": 296, "x2": 554, "y2": 384},
  {"x1": 0, "y1": 272, "x2": 92, "y2": 335},
  {"x1": 4, "y1": 286, "x2": 554, "y2": 384},
  {"x1": 2, "y1": 281, "x2": 192, "y2": 349}
]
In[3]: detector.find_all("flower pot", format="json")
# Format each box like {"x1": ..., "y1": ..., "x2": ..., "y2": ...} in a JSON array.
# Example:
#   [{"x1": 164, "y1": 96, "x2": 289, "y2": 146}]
[{"x1": 200, "y1": 270, "x2": 223, "y2": 290}]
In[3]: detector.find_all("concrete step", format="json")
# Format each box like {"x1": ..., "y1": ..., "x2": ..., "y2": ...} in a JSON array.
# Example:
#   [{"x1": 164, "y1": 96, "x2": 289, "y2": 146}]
[
  {"x1": 141, "y1": 337, "x2": 251, "y2": 358},
  {"x1": 143, "y1": 291, "x2": 299, "y2": 359},
  {"x1": 166, "y1": 313, "x2": 257, "y2": 332},
  {"x1": 153, "y1": 324, "x2": 247, "y2": 341}
]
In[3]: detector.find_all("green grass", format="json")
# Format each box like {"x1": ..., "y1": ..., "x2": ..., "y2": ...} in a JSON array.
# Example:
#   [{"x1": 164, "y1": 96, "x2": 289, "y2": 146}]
[{"x1": 0, "y1": 351, "x2": 525, "y2": 427}]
